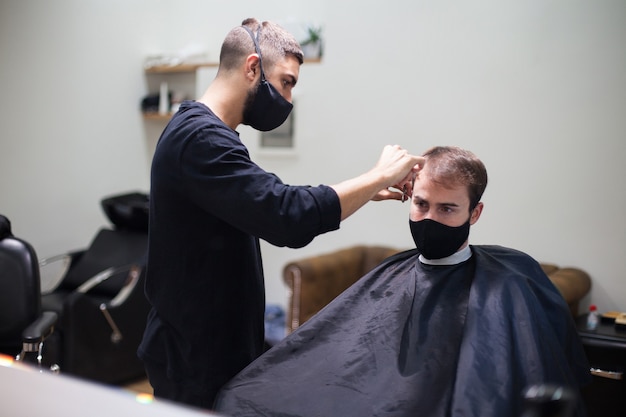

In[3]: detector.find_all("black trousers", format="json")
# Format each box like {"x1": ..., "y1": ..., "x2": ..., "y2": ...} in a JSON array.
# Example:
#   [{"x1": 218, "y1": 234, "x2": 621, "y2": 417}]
[{"x1": 143, "y1": 359, "x2": 218, "y2": 410}]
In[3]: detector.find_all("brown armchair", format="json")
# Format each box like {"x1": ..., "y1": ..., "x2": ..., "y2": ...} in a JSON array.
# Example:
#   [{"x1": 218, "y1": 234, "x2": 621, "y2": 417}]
[{"x1": 283, "y1": 246, "x2": 591, "y2": 333}]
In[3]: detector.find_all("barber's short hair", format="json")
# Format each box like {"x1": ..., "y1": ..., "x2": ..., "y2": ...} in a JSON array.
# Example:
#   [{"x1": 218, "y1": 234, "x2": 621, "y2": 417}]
[
  {"x1": 218, "y1": 18, "x2": 303, "y2": 73},
  {"x1": 421, "y1": 146, "x2": 488, "y2": 210}
]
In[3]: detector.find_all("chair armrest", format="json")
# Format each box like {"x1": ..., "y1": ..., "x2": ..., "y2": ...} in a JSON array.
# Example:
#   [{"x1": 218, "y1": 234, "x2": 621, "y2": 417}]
[
  {"x1": 283, "y1": 246, "x2": 401, "y2": 333},
  {"x1": 103, "y1": 265, "x2": 143, "y2": 344},
  {"x1": 22, "y1": 311, "x2": 57, "y2": 346},
  {"x1": 283, "y1": 247, "x2": 368, "y2": 332},
  {"x1": 72, "y1": 264, "x2": 143, "y2": 345},
  {"x1": 107, "y1": 265, "x2": 142, "y2": 308},
  {"x1": 76, "y1": 264, "x2": 140, "y2": 303},
  {"x1": 19, "y1": 311, "x2": 59, "y2": 370},
  {"x1": 39, "y1": 251, "x2": 83, "y2": 294},
  {"x1": 284, "y1": 250, "x2": 366, "y2": 298}
]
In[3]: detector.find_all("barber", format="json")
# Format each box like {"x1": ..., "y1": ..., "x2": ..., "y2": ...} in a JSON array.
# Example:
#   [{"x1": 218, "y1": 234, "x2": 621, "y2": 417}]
[{"x1": 138, "y1": 17, "x2": 423, "y2": 409}]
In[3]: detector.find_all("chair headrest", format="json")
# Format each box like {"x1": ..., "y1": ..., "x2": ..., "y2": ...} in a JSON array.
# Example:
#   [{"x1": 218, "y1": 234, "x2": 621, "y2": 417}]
[
  {"x1": 101, "y1": 192, "x2": 149, "y2": 232},
  {"x1": 0, "y1": 214, "x2": 13, "y2": 239}
]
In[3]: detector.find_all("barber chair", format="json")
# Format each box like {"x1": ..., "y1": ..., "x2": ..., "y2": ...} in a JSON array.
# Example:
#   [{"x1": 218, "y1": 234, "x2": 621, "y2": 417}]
[
  {"x1": 283, "y1": 245, "x2": 401, "y2": 333},
  {"x1": 39, "y1": 192, "x2": 151, "y2": 384},
  {"x1": 0, "y1": 215, "x2": 57, "y2": 370}
]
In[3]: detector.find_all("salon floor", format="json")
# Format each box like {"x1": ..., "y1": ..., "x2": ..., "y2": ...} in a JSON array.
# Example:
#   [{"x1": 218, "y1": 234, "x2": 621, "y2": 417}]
[{"x1": 123, "y1": 376, "x2": 153, "y2": 395}]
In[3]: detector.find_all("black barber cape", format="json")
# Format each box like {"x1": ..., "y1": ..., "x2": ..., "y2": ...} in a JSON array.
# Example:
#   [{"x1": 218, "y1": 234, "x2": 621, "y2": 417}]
[{"x1": 214, "y1": 246, "x2": 590, "y2": 417}]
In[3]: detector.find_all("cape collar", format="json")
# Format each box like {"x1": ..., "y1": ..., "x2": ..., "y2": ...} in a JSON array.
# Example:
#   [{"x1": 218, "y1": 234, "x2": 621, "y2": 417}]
[{"x1": 419, "y1": 245, "x2": 472, "y2": 266}]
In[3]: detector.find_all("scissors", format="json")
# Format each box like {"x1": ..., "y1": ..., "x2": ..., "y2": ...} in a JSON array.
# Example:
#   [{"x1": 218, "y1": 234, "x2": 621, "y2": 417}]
[{"x1": 401, "y1": 184, "x2": 409, "y2": 202}]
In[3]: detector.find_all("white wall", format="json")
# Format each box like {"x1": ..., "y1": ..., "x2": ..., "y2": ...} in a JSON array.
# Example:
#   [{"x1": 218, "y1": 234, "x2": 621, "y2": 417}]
[{"x1": 1, "y1": 0, "x2": 625, "y2": 314}]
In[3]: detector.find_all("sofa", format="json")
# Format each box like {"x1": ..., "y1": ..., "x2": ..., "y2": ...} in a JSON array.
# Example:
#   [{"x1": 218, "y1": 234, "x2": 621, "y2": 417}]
[{"x1": 282, "y1": 245, "x2": 591, "y2": 333}]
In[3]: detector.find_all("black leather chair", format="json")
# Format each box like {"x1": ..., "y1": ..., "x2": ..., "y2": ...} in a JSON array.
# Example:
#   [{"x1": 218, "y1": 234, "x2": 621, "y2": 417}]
[
  {"x1": 39, "y1": 192, "x2": 151, "y2": 384},
  {"x1": 0, "y1": 214, "x2": 57, "y2": 369}
]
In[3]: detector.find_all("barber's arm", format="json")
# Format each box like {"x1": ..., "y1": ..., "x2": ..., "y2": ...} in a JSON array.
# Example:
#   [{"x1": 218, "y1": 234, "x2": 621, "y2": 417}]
[{"x1": 330, "y1": 145, "x2": 423, "y2": 221}]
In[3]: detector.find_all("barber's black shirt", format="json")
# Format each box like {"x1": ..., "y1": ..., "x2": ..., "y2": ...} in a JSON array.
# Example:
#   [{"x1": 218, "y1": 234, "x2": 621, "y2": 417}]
[{"x1": 138, "y1": 101, "x2": 341, "y2": 403}]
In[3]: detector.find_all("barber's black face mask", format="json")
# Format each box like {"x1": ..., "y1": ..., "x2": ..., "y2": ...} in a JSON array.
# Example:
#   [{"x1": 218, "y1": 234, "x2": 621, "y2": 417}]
[
  {"x1": 243, "y1": 79, "x2": 293, "y2": 131},
  {"x1": 241, "y1": 26, "x2": 293, "y2": 132},
  {"x1": 409, "y1": 218, "x2": 470, "y2": 260}
]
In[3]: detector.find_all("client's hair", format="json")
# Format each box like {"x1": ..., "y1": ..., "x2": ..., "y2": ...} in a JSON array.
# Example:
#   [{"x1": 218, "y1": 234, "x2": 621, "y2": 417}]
[{"x1": 421, "y1": 146, "x2": 488, "y2": 210}]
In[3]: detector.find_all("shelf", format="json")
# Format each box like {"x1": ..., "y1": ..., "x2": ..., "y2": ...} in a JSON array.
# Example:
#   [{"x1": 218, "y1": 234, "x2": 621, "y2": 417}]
[
  {"x1": 145, "y1": 58, "x2": 321, "y2": 74},
  {"x1": 144, "y1": 62, "x2": 218, "y2": 74},
  {"x1": 143, "y1": 112, "x2": 173, "y2": 121},
  {"x1": 142, "y1": 58, "x2": 322, "y2": 120}
]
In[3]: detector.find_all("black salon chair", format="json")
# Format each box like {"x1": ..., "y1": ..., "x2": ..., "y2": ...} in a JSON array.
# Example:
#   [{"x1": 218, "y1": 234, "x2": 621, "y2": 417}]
[
  {"x1": 39, "y1": 192, "x2": 151, "y2": 384},
  {"x1": 0, "y1": 214, "x2": 57, "y2": 369}
]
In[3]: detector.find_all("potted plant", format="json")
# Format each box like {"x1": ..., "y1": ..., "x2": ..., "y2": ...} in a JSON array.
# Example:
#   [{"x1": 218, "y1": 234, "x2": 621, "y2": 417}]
[{"x1": 300, "y1": 25, "x2": 323, "y2": 60}]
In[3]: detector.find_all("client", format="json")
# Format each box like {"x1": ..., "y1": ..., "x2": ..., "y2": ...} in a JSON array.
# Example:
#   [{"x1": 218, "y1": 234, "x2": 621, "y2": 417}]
[{"x1": 214, "y1": 146, "x2": 590, "y2": 417}]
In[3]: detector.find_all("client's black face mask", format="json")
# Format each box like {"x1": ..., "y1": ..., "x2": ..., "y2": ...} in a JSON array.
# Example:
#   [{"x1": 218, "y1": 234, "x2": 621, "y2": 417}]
[
  {"x1": 409, "y1": 218, "x2": 470, "y2": 260},
  {"x1": 241, "y1": 26, "x2": 293, "y2": 132}
]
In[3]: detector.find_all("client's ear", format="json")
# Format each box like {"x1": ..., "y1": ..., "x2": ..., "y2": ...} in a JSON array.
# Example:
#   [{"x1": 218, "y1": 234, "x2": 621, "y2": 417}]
[{"x1": 469, "y1": 202, "x2": 483, "y2": 225}]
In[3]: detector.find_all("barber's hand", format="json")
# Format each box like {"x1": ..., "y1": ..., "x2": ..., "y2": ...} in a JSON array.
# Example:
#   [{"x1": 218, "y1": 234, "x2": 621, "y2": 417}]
[
  {"x1": 371, "y1": 145, "x2": 423, "y2": 202},
  {"x1": 372, "y1": 179, "x2": 414, "y2": 202}
]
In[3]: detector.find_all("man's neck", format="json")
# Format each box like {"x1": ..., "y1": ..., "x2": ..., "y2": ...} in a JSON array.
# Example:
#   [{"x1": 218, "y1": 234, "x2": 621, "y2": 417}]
[{"x1": 197, "y1": 79, "x2": 245, "y2": 130}]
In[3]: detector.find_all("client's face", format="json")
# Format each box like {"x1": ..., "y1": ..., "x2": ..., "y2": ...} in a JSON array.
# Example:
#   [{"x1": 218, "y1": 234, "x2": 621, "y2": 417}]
[{"x1": 409, "y1": 171, "x2": 473, "y2": 228}]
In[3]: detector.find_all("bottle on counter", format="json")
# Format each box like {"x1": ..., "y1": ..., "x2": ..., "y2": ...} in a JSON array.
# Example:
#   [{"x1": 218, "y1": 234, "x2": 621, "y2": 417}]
[{"x1": 586, "y1": 304, "x2": 599, "y2": 330}]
